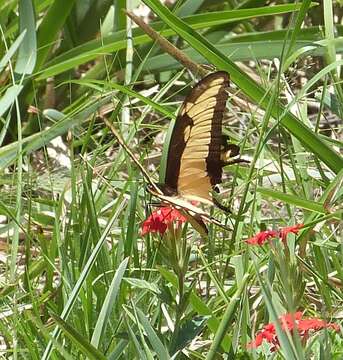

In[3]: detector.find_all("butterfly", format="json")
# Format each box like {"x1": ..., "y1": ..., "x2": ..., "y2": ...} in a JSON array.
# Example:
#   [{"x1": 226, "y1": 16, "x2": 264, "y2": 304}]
[{"x1": 104, "y1": 71, "x2": 246, "y2": 236}]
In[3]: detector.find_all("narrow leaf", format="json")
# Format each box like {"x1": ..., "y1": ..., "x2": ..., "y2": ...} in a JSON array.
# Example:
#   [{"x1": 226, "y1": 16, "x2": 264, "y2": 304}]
[
  {"x1": 91, "y1": 258, "x2": 129, "y2": 347},
  {"x1": 15, "y1": 0, "x2": 36, "y2": 75}
]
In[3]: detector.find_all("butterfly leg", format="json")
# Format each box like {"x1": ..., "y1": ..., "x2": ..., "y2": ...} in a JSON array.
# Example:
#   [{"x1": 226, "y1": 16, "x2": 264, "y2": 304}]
[{"x1": 212, "y1": 188, "x2": 231, "y2": 213}]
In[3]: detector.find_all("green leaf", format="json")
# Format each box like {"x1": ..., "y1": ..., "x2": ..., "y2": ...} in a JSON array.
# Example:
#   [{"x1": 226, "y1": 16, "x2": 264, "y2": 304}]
[
  {"x1": 0, "y1": 95, "x2": 111, "y2": 168},
  {"x1": 15, "y1": 0, "x2": 36, "y2": 75},
  {"x1": 36, "y1": 3, "x2": 307, "y2": 79},
  {"x1": 142, "y1": 40, "x2": 325, "y2": 71},
  {"x1": 51, "y1": 314, "x2": 107, "y2": 360},
  {"x1": 0, "y1": 85, "x2": 24, "y2": 118},
  {"x1": 0, "y1": 30, "x2": 26, "y2": 73},
  {"x1": 35, "y1": 0, "x2": 77, "y2": 70},
  {"x1": 317, "y1": 90, "x2": 341, "y2": 117},
  {"x1": 255, "y1": 270, "x2": 303, "y2": 359},
  {"x1": 256, "y1": 187, "x2": 325, "y2": 213},
  {"x1": 91, "y1": 258, "x2": 129, "y2": 348},
  {"x1": 67, "y1": 79, "x2": 175, "y2": 118},
  {"x1": 136, "y1": 308, "x2": 170, "y2": 360},
  {"x1": 42, "y1": 201, "x2": 126, "y2": 360},
  {"x1": 124, "y1": 278, "x2": 161, "y2": 294},
  {"x1": 206, "y1": 274, "x2": 249, "y2": 359},
  {"x1": 172, "y1": 316, "x2": 208, "y2": 354}
]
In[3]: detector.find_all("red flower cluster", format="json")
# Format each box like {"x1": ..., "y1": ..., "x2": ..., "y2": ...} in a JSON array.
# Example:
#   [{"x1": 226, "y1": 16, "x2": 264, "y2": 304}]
[
  {"x1": 246, "y1": 230, "x2": 278, "y2": 246},
  {"x1": 248, "y1": 311, "x2": 339, "y2": 351},
  {"x1": 141, "y1": 207, "x2": 187, "y2": 236},
  {"x1": 246, "y1": 224, "x2": 303, "y2": 245}
]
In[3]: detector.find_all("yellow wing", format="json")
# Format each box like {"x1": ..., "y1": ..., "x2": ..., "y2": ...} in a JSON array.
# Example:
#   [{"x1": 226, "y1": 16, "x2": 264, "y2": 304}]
[{"x1": 164, "y1": 72, "x2": 230, "y2": 205}]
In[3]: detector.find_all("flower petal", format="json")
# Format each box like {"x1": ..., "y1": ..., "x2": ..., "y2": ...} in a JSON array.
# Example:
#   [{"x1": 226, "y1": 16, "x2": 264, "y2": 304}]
[
  {"x1": 247, "y1": 311, "x2": 339, "y2": 352},
  {"x1": 246, "y1": 230, "x2": 278, "y2": 245},
  {"x1": 141, "y1": 207, "x2": 187, "y2": 236},
  {"x1": 279, "y1": 224, "x2": 304, "y2": 242}
]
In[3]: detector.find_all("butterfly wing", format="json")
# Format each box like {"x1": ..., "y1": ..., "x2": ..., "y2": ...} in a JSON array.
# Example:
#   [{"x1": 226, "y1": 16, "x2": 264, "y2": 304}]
[{"x1": 164, "y1": 71, "x2": 230, "y2": 204}]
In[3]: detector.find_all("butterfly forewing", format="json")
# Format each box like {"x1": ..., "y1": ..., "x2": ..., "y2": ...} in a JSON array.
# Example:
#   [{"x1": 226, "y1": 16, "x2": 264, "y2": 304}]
[{"x1": 164, "y1": 72, "x2": 230, "y2": 204}]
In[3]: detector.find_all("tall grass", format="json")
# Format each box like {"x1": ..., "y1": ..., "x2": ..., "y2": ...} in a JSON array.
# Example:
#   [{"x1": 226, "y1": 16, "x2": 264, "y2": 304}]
[{"x1": 0, "y1": 0, "x2": 342, "y2": 358}]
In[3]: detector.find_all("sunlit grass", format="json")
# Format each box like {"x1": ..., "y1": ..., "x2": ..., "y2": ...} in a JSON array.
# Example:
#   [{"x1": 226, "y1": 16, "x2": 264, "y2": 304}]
[{"x1": 0, "y1": 0, "x2": 342, "y2": 359}]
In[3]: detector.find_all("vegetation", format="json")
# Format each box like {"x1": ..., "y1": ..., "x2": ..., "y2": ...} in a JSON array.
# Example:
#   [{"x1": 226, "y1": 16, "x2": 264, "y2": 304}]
[{"x1": 0, "y1": 0, "x2": 342, "y2": 358}]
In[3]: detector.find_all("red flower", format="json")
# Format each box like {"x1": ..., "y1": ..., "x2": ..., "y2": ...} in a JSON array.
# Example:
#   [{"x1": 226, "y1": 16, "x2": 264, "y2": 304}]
[
  {"x1": 141, "y1": 207, "x2": 187, "y2": 236},
  {"x1": 247, "y1": 323, "x2": 278, "y2": 349},
  {"x1": 248, "y1": 311, "x2": 339, "y2": 351},
  {"x1": 280, "y1": 311, "x2": 303, "y2": 331},
  {"x1": 298, "y1": 319, "x2": 340, "y2": 333},
  {"x1": 279, "y1": 224, "x2": 304, "y2": 242},
  {"x1": 246, "y1": 230, "x2": 278, "y2": 245},
  {"x1": 246, "y1": 224, "x2": 304, "y2": 246}
]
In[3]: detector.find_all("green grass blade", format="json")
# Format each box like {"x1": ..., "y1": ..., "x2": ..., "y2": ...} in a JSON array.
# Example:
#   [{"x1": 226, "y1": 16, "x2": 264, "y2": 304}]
[
  {"x1": 323, "y1": 0, "x2": 343, "y2": 116},
  {"x1": 136, "y1": 307, "x2": 170, "y2": 360},
  {"x1": 0, "y1": 95, "x2": 112, "y2": 168},
  {"x1": 205, "y1": 274, "x2": 249, "y2": 360},
  {"x1": 0, "y1": 29, "x2": 26, "y2": 72},
  {"x1": 126, "y1": 322, "x2": 148, "y2": 360},
  {"x1": 51, "y1": 314, "x2": 107, "y2": 360},
  {"x1": 283, "y1": 0, "x2": 312, "y2": 62},
  {"x1": 42, "y1": 201, "x2": 126, "y2": 360},
  {"x1": 15, "y1": 0, "x2": 36, "y2": 75},
  {"x1": 0, "y1": 85, "x2": 24, "y2": 118},
  {"x1": 256, "y1": 187, "x2": 325, "y2": 213},
  {"x1": 67, "y1": 79, "x2": 175, "y2": 118},
  {"x1": 142, "y1": 40, "x2": 327, "y2": 71},
  {"x1": 175, "y1": 0, "x2": 205, "y2": 17},
  {"x1": 35, "y1": 0, "x2": 77, "y2": 70},
  {"x1": 91, "y1": 257, "x2": 129, "y2": 348},
  {"x1": 36, "y1": 3, "x2": 306, "y2": 80}
]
